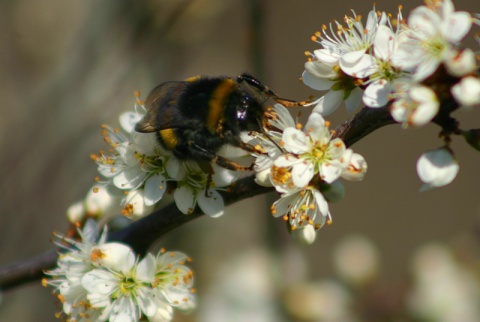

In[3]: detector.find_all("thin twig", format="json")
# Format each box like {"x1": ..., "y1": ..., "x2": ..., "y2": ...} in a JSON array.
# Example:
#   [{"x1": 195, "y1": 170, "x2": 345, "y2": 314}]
[{"x1": 0, "y1": 105, "x2": 395, "y2": 292}]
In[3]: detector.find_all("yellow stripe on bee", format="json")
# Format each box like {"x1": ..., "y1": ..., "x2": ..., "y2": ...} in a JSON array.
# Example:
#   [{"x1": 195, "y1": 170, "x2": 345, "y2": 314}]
[
  {"x1": 207, "y1": 79, "x2": 236, "y2": 133},
  {"x1": 159, "y1": 129, "x2": 178, "y2": 149}
]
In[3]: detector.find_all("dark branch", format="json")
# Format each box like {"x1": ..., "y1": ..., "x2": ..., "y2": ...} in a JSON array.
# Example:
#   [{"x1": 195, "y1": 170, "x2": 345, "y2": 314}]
[{"x1": 0, "y1": 105, "x2": 396, "y2": 292}]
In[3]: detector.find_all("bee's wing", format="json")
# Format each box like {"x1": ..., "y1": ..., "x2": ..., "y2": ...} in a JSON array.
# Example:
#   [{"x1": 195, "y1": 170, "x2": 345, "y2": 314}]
[{"x1": 135, "y1": 81, "x2": 189, "y2": 133}]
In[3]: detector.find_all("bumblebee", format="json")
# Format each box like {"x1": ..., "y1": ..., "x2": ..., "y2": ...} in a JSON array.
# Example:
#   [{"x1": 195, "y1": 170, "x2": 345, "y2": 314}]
[{"x1": 135, "y1": 73, "x2": 306, "y2": 175}]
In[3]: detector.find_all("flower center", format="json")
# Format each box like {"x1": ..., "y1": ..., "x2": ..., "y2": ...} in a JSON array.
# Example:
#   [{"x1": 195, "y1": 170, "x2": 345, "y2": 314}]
[
  {"x1": 119, "y1": 276, "x2": 139, "y2": 296},
  {"x1": 423, "y1": 35, "x2": 446, "y2": 60}
]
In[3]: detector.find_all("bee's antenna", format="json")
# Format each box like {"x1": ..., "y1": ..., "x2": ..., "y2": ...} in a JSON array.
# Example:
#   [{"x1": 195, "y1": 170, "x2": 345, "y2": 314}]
[{"x1": 238, "y1": 73, "x2": 310, "y2": 107}]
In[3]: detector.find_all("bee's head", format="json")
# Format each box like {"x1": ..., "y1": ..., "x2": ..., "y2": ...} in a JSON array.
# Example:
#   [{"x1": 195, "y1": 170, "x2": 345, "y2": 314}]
[{"x1": 229, "y1": 90, "x2": 265, "y2": 132}]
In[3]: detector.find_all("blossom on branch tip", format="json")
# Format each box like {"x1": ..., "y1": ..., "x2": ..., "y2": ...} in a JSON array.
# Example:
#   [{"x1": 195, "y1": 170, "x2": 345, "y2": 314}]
[
  {"x1": 390, "y1": 80, "x2": 439, "y2": 128},
  {"x1": 451, "y1": 76, "x2": 480, "y2": 109},
  {"x1": 44, "y1": 220, "x2": 196, "y2": 322},
  {"x1": 172, "y1": 162, "x2": 236, "y2": 217},
  {"x1": 392, "y1": 0, "x2": 473, "y2": 81},
  {"x1": 416, "y1": 147, "x2": 459, "y2": 191},
  {"x1": 303, "y1": 7, "x2": 389, "y2": 114},
  {"x1": 274, "y1": 112, "x2": 361, "y2": 187}
]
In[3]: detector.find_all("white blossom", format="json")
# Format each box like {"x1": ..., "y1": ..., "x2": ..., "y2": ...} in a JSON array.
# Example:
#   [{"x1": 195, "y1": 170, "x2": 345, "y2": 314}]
[
  {"x1": 416, "y1": 147, "x2": 459, "y2": 191},
  {"x1": 251, "y1": 104, "x2": 296, "y2": 186},
  {"x1": 44, "y1": 220, "x2": 107, "y2": 320},
  {"x1": 451, "y1": 76, "x2": 480, "y2": 108},
  {"x1": 303, "y1": 7, "x2": 388, "y2": 114},
  {"x1": 274, "y1": 113, "x2": 357, "y2": 187},
  {"x1": 392, "y1": 0, "x2": 473, "y2": 81},
  {"x1": 270, "y1": 184, "x2": 331, "y2": 233},
  {"x1": 172, "y1": 162, "x2": 236, "y2": 217},
  {"x1": 391, "y1": 80, "x2": 439, "y2": 127},
  {"x1": 82, "y1": 249, "x2": 158, "y2": 322}
]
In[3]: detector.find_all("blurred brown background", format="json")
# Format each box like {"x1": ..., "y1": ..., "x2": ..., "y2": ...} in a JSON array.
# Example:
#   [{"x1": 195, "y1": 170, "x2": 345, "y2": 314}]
[{"x1": 0, "y1": 0, "x2": 479, "y2": 321}]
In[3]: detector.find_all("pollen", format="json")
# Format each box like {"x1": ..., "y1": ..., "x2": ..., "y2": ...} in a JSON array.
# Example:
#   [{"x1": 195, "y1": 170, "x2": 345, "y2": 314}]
[
  {"x1": 122, "y1": 203, "x2": 134, "y2": 216},
  {"x1": 41, "y1": 278, "x2": 48, "y2": 287},
  {"x1": 93, "y1": 187, "x2": 99, "y2": 193},
  {"x1": 327, "y1": 219, "x2": 333, "y2": 225},
  {"x1": 90, "y1": 249, "x2": 106, "y2": 262},
  {"x1": 271, "y1": 166, "x2": 291, "y2": 185},
  {"x1": 190, "y1": 288, "x2": 197, "y2": 293},
  {"x1": 283, "y1": 215, "x2": 288, "y2": 221},
  {"x1": 296, "y1": 122, "x2": 303, "y2": 130}
]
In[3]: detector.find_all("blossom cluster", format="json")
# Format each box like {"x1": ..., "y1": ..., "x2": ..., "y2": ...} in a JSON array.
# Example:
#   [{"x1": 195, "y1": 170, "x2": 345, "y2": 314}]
[
  {"x1": 44, "y1": 220, "x2": 195, "y2": 322},
  {"x1": 303, "y1": 0, "x2": 479, "y2": 190},
  {"x1": 46, "y1": 0, "x2": 479, "y2": 320},
  {"x1": 86, "y1": 96, "x2": 238, "y2": 222},
  {"x1": 250, "y1": 104, "x2": 367, "y2": 243}
]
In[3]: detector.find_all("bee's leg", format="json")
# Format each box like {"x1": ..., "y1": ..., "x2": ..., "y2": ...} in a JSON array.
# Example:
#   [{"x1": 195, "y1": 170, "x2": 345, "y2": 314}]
[
  {"x1": 211, "y1": 155, "x2": 254, "y2": 172},
  {"x1": 272, "y1": 97, "x2": 311, "y2": 107},
  {"x1": 191, "y1": 142, "x2": 254, "y2": 172},
  {"x1": 197, "y1": 160, "x2": 214, "y2": 198},
  {"x1": 234, "y1": 140, "x2": 265, "y2": 154}
]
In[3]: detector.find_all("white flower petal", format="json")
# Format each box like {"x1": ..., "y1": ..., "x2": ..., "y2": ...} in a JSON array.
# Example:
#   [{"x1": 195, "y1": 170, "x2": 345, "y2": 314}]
[
  {"x1": 282, "y1": 128, "x2": 310, "y2": 154},
  {"x1": 320, "y1": 162, "x2": 342, "y2": 183},
  {"x1": 413, "y1": 59, "x2": 440, "y2": 82},
  {"x1": 340, "y1": 51, "x2": 375, "y2": 78},
  {"x1": 82, "y1": 270, "x2": 117, "y2": 295},
  {"x1": 291, "y1": 162, "x2": 314, "y2": 188},
  {"x1": 312, "y1": 189, "x2": 329, "y2": 216},
  {"x1": 113, "y1": 166, "x2": 147, "y2": 190},
  {"x1": 345, "y1": 87, "x2": 364, "y2": 113},
  {"x1": 444, "y1": 11, "x2": 472, "y2": 43},
  {"x1": 166, "y1": 158, "x2": 185, "y2": 180},
  {"x1": 174, "y1": 185, "x2": 196, "y2": 215},
  {"x1": 292, "y1": 225, "x2": 317, "y2": 245},
  {"x1": 125, "y1": 189, "x2": 154, "y2": 219},
  {"x1": 313, "y1": 48, "x2": 341, "y2": 64},
  {"x1": 144, "y1": 174, "x2": 167, "y2": 206},
  {"x1": 363, "y1": 80, "x2": 393, "y2": 108},
  {"x1": 302, "y1": 69, "x2": 334, "y2": 91},
  {"x1": 374, "y1": 25, "x2": 395, "y2": 60},
  {"x1": 91, "y1": 243, "x2": 136, "y2": 274},
  {"x1": 312, "y1": 90, "x2": 344, "y2": 116},
  {"x1": 136, "y1": 254, "x2": 156, "y2": 283},
  {"x1": 212, "y1": 165, "x2": 238, "y2": 187},
  {"x1": 255, "y1": 168, "x2": 273, "y2": 187},
  {"x1": 119, "y1": 112, "x2": 142, "y2": 134},
  {"x1": 198, "y1": 189, "x2": 224, "y2": 218}
]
